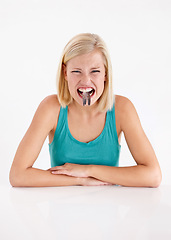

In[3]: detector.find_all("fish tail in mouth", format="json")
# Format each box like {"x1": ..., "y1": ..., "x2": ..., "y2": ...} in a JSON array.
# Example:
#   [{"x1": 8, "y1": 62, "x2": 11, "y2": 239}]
[
  {"x1": 83, "y1": 94, "x2": 87, "y2": 106},
  {"x1": 83, "y1": 92, "x2": 91, "y2": 106},
  {"x1": 88, "y1": 94, "x2": 90, "y2": 105}
]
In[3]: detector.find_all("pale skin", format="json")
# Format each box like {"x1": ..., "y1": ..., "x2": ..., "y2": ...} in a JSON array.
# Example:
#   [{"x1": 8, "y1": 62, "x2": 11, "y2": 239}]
[{"x1": 9, "y1": 50, "x2": 162, "y2": 187}]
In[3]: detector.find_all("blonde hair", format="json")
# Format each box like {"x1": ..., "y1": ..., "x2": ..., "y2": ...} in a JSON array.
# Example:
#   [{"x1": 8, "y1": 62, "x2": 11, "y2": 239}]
[{"x1": 56, "y1": 33, "x2": 114, "y2": 112}]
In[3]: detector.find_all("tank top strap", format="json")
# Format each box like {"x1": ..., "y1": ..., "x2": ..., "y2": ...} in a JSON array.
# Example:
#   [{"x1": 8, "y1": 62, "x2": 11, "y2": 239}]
[
  {"x1": 107, "y1": 103, "x2": 120, "y2": 146},
  {"x1": 53, "y1": 106, "x2": 68, "y2": 141}
]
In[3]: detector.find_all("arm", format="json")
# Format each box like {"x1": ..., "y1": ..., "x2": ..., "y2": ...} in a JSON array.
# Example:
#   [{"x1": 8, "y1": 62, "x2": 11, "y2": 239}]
[
  {"x1": 9, "y1": 95, "x2": 81, "y2": 187},
  {"x1": 10, "y1": 167, "x2": 81, "y2": 187},
  {"x1": 88, "y1": 96, "x2": 162, "y2": 187},
  {"x1": 9, "y1": 95, "x2": 110, "y2": 187}
]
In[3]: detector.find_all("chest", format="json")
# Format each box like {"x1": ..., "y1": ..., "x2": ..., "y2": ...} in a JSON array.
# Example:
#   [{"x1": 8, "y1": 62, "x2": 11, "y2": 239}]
[{"x1": 68, "y1": 113, "x2": 106, "y2": 143}]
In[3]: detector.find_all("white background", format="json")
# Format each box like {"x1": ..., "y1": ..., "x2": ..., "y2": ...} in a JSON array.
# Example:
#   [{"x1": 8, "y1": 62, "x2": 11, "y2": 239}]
[{"x1": 0, "y1": 0, "x2": 171, "y2": 186}]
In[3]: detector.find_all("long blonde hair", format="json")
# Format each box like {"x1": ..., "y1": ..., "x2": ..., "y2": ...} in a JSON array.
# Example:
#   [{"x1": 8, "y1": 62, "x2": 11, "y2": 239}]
[{"x1": 56, "y1": 33, "x2": 114, "y2": 112}]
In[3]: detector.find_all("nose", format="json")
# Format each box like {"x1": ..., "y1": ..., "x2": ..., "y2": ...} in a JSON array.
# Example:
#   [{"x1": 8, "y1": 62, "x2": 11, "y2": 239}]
[{"x1": 80, "y1": 73, "x2": 92, "y2": 85}]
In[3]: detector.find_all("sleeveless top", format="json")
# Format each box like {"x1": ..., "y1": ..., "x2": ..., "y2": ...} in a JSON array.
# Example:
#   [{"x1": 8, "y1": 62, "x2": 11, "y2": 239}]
[{"x1": 48, "y1": 104, "x2": 121, "y2": 167}]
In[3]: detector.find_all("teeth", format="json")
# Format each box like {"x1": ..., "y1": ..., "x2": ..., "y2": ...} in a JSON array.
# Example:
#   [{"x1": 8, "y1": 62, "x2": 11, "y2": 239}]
[{"x1": 78, "y1": 88, "x2": 93, "y2": 93}]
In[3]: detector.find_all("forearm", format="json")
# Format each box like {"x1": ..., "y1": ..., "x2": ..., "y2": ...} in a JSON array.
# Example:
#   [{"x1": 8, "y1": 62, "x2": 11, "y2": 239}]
[
  {"x1": 88, "y1": 164, "x2": 161, "y2": 187},
  {"x1": 10, "y1": 167, "x2": 82, "y2": 187}
]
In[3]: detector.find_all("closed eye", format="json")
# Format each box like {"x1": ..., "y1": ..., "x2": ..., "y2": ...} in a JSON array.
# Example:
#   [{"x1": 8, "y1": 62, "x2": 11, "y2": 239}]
[
  {"x1": 71, "y1": 70, "x2": 100, "y2": 73},
  {"x1": 71, "y1": 70, "x2": 81, "y2": 73}
]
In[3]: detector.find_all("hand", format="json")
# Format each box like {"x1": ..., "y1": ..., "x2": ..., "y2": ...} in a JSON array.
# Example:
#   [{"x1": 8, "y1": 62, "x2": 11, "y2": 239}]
[
  {"x1": 81, "y1": 177, "x2": 114, "y2": 186},
  {"x1": 49, "y1": 163, "x2": 90, "y2": 178}
]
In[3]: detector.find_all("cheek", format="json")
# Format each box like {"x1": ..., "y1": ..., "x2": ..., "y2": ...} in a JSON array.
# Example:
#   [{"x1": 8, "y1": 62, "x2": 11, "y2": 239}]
[
  {"x1": 97, "y1": 77, "x2": 106, "y2": 92},
  {"x1": 67, "y1": 76, "x2": 79, "y2": 92},
  {"x1": 67, "y1": 73, "x2": 80, "y2": 81},
  {"x1": 94, "y1": 75, "x2": 106, "y2": 85}
]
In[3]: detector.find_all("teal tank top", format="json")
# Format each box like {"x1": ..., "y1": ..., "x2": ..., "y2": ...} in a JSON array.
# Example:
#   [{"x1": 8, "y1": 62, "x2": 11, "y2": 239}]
[{"x1": 48, "y1": 104, "x2": 121, "y2": 167}]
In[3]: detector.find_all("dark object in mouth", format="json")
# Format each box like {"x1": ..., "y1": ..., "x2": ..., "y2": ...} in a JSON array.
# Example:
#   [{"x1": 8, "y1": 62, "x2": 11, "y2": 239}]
[{"x1": 83, "y1": 92, "x2": 91, "y2": 106}]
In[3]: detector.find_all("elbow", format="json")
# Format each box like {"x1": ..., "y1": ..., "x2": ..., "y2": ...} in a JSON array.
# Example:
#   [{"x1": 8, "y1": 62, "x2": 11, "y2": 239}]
[
  {"x1": 149, "y1": 167, "x2": 162, "y2": 188},
  {"x1": 9, "y1": 176, "x2": 18, "y2": 188},
  {"x1": 151, "y1": 176, "x2": 162, "y2": 188},
  {"x1": 9, "y1": 173, "x2": 19, "y2": 187},
  {"x1": 9, "y1": 168, "x2": 24, "y2": 187},
  {"x1": 9, "y1": 179, "x2": 19, "y2": 188}
]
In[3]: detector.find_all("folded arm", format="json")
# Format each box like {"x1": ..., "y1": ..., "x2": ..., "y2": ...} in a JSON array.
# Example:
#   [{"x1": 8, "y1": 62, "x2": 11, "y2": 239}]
[
  {"x1": 9, "y1": 95, "x2": 111, "y2": 187},
  {"x1": 9, "y1": 96, "x2": 80, "y2": 187},
  {"x1": 50, "y1": 97, "x2": 162, "y2": 187},
  {"x1": 88, "y1": 97, "x2": 162, "y2": 187},
  {"x1": 87, "y1": 164, "x2": 160, "y2": 187}
]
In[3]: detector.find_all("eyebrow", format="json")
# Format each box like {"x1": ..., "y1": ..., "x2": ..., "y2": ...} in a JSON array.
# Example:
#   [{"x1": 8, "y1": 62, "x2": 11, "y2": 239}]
[{"x1": 72, "y1": 67, "x2": 101, "y2": 70}]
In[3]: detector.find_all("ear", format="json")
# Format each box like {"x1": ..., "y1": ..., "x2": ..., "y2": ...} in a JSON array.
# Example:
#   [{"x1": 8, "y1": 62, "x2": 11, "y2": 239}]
[
  {"x1": 104, "y1": 72, "x2": 107, "y2": 82},
  {"x1": 62, "y1": 63, "x2": 67, "y2": 81}
]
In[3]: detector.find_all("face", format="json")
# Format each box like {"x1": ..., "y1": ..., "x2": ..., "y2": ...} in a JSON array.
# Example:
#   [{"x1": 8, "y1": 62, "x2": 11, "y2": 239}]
[{"x1": 63, "y1": 50, "x2": 106, "y2": 107}]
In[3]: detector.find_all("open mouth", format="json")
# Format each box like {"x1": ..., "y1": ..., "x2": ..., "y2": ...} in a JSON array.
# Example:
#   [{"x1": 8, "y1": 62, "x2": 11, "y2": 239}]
[{"x1": 77, "y1": 88, "x2": 95, "y2": 98}]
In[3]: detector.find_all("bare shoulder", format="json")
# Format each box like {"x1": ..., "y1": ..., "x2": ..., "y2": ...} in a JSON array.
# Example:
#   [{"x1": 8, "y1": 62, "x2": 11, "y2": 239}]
[
  {"x1": 114, "y1": 95, "x2": 139, "y2": 131},
  {"x1": 36, "y1": 94, "x2": 60, "y2": 130},
  {"x1": 115, "y1": 94, "x2": 135, "y2": 111},
  {"x1": 40, "y1": 94, "x2": 60, "y2": 108},
  {"x1": 38, "y1": 94, "x2": 60, "y2": 115}
]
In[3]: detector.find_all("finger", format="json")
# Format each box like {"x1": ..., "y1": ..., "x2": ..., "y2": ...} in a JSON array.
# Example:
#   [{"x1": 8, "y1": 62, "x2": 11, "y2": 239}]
[
  {"x1": 51, "y1": 170, "x2": 70, "y2": 175},
  {"x1": 104, "y1": 182, "x2": 113, "y2": 185},
  {"x1": 51, "y1": 170, "x2": 62, "y2": 174},
  {"x1": 49, "y1": 166, "x2": 63, "y2": 171}
]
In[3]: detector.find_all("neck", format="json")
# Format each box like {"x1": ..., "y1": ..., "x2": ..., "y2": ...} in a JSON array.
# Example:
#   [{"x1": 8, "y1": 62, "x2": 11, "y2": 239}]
[{"x1": 68, "y1": 100, "x2": 101, "y2": 118}]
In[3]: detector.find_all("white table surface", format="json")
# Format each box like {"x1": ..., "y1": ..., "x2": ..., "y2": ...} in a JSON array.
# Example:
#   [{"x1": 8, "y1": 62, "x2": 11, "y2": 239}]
[{"x1": 0, "y1": 184, "x2": 171, "y2": 240}]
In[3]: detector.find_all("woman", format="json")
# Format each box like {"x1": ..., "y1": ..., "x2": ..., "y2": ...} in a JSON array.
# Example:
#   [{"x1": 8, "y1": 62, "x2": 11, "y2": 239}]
[{"x1": 9, "y1": 33, "x2": 162, "y2": 187}]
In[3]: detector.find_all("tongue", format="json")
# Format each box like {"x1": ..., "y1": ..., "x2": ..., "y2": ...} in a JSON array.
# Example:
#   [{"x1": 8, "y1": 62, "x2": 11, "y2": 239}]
[{"x1": 83, "y1": 92, "x2": 91, "y2": 106}]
